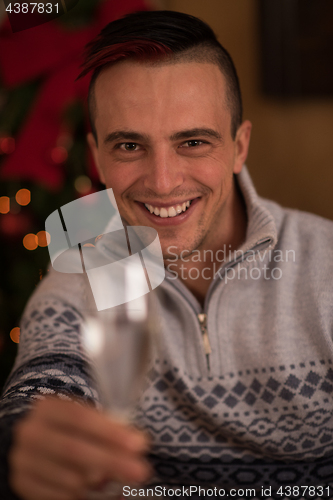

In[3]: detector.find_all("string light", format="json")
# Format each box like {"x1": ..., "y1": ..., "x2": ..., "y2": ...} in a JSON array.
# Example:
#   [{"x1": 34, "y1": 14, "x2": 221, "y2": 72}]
[
  {"x1": 16, "y1": 188, "x2": 31, "y2": 206},
  {"x1": 10, "y1": 327, "x2": 20, "y2": 344},
  {"x1": 0, "y1": 196, "x2": 10, "y2": 214},
  {"x1": 37, "y1": 230, "x2": 50, "y2": 247},
  {"x1": 23, "y1": 233, "x2": 38, "y2": 250}
]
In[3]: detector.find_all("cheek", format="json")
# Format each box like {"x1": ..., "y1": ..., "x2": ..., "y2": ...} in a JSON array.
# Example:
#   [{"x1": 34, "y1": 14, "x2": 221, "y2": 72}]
[
  {"x1": 205, "y1": 168, "x2": 234, "y2": 207},
  {"x1": 195, "y1": 158, "x2": 231, "y2": 190},
  {"x1": 99, "y1": 154, "x2": 143, "y2": 192},
  {"x1": 103, "y1": 174, "x2": 136, "y2": 213},
  {"x1": 99, "y1": 160, "x2": 127, "y2": 193},
  {"x1": 104, "y1": 173, "x2": 122, "y2": 191}
]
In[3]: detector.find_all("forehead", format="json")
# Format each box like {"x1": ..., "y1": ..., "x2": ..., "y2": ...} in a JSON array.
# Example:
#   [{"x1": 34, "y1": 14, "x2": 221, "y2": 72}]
[{"x1": 93, "y1": 61, "x2": 230, "y2": 136}]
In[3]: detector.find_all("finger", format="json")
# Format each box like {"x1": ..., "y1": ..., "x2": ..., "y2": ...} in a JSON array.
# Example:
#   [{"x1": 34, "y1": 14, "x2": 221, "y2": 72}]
[
  {"x1": 10, "y1": 469, "x2": 80, "y2": 500},
  {"x1": 18, "y1": 420, "x2": 152, "y2": 484},
  {"x1": 11, "y1": 447, "x2": 87, "y2": 497},
  {"x1": 45, "y1": 431, "x2": 152, "y2": 483},
  {"x1": 34, "y1": 398, "x2": 149, "y2": 453}
]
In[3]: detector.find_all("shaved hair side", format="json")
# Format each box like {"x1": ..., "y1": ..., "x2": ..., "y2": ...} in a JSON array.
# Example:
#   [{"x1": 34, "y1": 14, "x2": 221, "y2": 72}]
[{"x1": 78, "y1": 11, "x2": 243, "y2": 143}]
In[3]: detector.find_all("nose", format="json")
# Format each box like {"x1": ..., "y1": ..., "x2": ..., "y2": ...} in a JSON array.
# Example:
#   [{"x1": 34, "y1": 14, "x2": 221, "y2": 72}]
[{"x1": 143, "y1": 146, "x2": 184, "y2": 196}]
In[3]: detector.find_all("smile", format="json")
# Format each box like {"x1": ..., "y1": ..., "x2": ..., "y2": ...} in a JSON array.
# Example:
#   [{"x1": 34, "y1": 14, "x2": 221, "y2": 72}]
[{"x1": 144, "y1": 201, "x2": 192, "y2": 218}]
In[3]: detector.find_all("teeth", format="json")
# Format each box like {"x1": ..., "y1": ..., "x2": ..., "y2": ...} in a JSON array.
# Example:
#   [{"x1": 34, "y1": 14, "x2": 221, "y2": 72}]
[
  {"x1": 168, "y1": 206, "x2": 177, "y2": 217},
  {"x1": 144, "y1": 201, "x2": 192, "y2": 218}
]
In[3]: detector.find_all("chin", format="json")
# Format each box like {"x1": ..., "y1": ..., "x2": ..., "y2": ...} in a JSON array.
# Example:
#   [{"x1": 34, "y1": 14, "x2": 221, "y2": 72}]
[{"x1": 161, "y1": 243, "x2": 192, "y2": 262}]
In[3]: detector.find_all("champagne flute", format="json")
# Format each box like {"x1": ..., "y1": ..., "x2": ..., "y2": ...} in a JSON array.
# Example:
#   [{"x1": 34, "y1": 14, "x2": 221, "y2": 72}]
[
  {"x1": 82, "y1": 260, "x2": 157, "y2": 499},
  {"x1": 83, "y1": 294, "x2": 155, "y2": 420}
]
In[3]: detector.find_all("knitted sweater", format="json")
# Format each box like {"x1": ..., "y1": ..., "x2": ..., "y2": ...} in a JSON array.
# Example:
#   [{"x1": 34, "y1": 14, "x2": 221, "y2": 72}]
[{"x1": 1, "y1": 167, "x2": 333, "y2": 499}]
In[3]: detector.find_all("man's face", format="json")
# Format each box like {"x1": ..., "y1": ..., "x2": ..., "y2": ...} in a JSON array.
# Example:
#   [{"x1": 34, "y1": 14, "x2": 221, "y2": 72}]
[{"x1": 89, "y1": 61, "x2": 251, "y2": 259}]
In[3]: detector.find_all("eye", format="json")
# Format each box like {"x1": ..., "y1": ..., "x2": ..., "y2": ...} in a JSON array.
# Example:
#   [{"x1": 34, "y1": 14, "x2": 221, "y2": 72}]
[
  {"x1": 120, "y1": 142, "x2": 139, "y2": 151},
  {"x1": 182, "y1": 140, "x2": 205, "y2": 147}
]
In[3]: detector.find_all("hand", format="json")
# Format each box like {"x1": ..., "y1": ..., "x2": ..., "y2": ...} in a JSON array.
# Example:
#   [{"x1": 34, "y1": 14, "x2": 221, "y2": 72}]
[{"x1": 8, "y1": 397, "x2": 152, "y2": 500}]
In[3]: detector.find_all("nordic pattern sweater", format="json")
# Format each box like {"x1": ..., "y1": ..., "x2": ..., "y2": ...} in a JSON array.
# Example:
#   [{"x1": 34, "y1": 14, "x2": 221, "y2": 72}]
[{"x1": 1, "y1": 167, "x2": 333, "y2": 499}]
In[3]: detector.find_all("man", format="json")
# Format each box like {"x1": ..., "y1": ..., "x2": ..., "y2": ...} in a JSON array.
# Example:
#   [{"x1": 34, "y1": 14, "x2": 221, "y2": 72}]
[{"x1": 1, "y1": 10, "x2": 333, "y2": 500}]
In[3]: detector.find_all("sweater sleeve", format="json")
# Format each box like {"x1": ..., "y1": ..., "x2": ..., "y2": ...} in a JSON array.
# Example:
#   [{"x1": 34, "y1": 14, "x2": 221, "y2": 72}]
[{"x1": 0, "y1": 295, "x2": 101, "y2": 499}]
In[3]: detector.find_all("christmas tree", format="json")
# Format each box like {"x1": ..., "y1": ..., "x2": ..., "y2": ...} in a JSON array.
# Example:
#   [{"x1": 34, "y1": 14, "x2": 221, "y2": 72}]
[{"x1": 0, "y1": 0, "x2": 149, "y2": 390}]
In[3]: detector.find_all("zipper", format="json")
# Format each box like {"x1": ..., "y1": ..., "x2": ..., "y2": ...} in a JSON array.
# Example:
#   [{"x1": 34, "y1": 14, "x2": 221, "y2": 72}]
[
  {"x1": 166, "y1": 238, "x2": 273, "y2": 374},
  {"x1": 197, "y1": 313, "x2": 211, "y2": 371}
]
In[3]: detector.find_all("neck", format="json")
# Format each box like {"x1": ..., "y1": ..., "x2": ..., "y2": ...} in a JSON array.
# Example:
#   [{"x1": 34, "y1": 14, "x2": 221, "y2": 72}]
[{"x1": 166, "y1": 177, "x2": 247, "y2": 306}]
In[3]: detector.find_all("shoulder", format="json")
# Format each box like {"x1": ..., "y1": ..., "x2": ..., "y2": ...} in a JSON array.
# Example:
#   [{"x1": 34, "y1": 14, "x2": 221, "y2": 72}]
[
  {"x1": 260, "y1": 198, "x2": 333, "y2": 287},
  {"x1": 261, "y1": 197, "x2": 333, "y2": 246},
  {"x1": 24, "y1": 266, "x2": 94, "y2": 317}
]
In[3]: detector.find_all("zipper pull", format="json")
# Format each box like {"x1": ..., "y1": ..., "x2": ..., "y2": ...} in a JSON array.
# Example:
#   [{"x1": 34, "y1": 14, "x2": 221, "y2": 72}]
[{"x1": 198, "y1": 313, "x2": 211, "y2": 371}]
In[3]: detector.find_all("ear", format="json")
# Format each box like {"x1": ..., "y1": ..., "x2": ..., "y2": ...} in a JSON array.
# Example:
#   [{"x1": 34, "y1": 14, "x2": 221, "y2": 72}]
[
  {"x1": 87, "y1": 132, "x2": 106, "y2": 185},
  {"x1": 233, "y1": 120, "x2": 252, "y2": 175}
]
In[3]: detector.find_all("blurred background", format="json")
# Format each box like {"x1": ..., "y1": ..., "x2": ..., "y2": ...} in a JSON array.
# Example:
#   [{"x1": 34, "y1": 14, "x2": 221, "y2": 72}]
[{"x1": 0, "y1": 0, "x2": 332, "y2": 390}]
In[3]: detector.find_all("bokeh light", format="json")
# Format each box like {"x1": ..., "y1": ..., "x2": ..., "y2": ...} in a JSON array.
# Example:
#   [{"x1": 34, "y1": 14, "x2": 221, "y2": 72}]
[
  {"x1": 95, "y1": 234, "x2": 103, "y2": 243},
  {"x1": 0, "y1": 196, "x2": 10, "y2": 214},
  {"x1": 0, "y1": 136, "x2": 15, "y2": 154},
  {"x1": 23, "y1": 233, "x2": 38, "y2": 250},
  {"x1": 16, "y1": 188, "x2": 31, "y2": 206},
  {"x1": 10, "y1": 327, "x2": 20, "y2": 344},
  {"x1": 74, "y1": 175, "x2": 92, "y2": 194},
  {"x1": 50, "y1": 146, "x2": 68, "y2": 164},
  {"x1": 37, "y1": 230, "x2": 51, "y2": 247},
  {"x1": 36, "y1": 231, "x2": 51, "y2": 247}
]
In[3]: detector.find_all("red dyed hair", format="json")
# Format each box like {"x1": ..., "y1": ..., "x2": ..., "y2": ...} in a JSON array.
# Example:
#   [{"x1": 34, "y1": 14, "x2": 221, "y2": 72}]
[
  {"x1": 78, "y1": 39, "x2": 172, "y2": 80},
  {"x1": 78, "y1": 10, "x2": 243, "y2": 140}
]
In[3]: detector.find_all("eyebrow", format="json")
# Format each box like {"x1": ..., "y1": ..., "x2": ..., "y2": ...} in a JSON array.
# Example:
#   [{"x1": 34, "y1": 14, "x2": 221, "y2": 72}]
[
  {"x1": 103, "y1": 130, "x2": 150, "y2": 145},
  {"x1": 103, "y1": 128, "x2": 223, "y2": 146},
  {"x1": 170, "y1": 128, "x2": 222, "y2": 142}
]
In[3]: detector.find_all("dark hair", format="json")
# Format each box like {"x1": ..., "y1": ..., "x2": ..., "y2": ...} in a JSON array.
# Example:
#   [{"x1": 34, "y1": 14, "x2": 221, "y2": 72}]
[{"x1": 78, "y1": 10, "x2": 243, "y2": 141}]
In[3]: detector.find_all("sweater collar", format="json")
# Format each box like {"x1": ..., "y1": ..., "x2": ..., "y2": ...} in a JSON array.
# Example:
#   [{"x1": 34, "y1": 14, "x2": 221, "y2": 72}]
[{"x1": 236, "y1": 166, "x2": 278, "y2": 253}]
